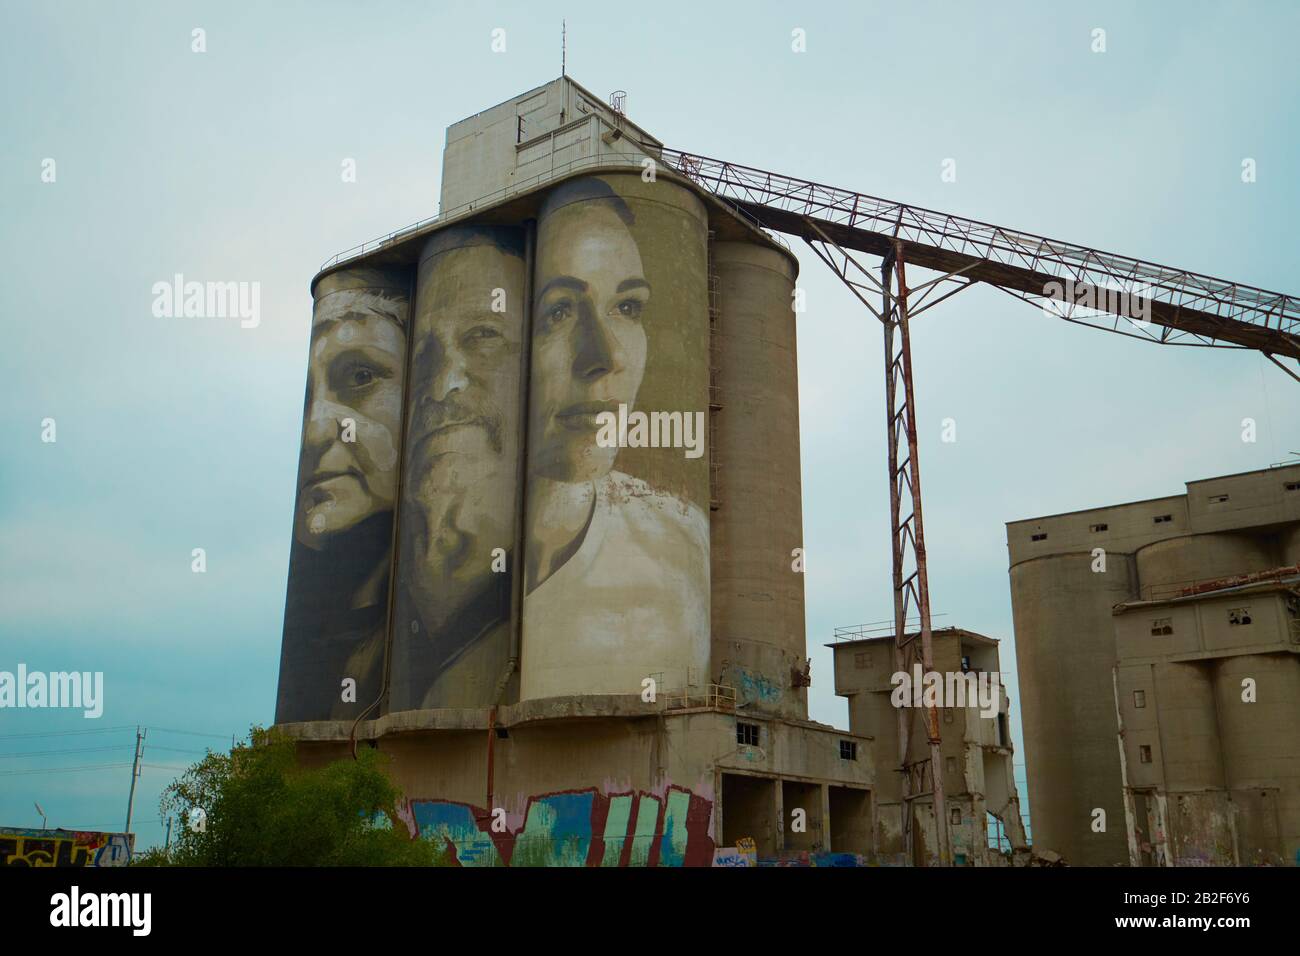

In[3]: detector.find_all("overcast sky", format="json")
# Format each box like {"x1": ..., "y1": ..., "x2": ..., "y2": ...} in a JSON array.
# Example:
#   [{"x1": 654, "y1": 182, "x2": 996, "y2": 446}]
[{"x1": 2, "y1": 0, "x2": 1297, "y2": 847}]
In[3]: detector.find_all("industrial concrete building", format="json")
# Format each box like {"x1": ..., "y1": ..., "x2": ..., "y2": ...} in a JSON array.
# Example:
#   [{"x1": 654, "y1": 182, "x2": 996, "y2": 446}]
[
  {"x1": 1114, "y1": 566, "x2": 1300, "y2": 866},
  {"x1": 831, "y1": 627, "x2": 1028, "y2": 865},
  {"x1": 1009, "y1": 462, "x2": 1300, "y2": 865},
  {"x1": 275, "y1": 77, "x2": 876, "y2": 865}
]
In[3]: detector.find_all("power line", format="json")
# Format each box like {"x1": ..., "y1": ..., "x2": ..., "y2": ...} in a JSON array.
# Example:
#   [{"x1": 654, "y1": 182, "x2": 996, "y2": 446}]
[
  {"x1": 0, "y1": 763, "x2": 134, "y2": 776},
  {"x1": 0, "y1": 745, "x2": 134, "y2": 759},
  {"x1": 0, "y1": 725, "x2": 135, "y2": 741},
  {"x1": 150, "y1": 727, "x2": 237, "y2": 740}
]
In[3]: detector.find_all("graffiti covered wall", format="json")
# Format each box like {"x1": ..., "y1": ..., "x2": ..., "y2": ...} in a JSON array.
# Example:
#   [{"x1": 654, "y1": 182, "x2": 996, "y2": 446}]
[
  {"x1": 408, "y1": 784, "x2": 714, "y2": 867},
  {"x1": 0, "y1": 828, "x2": 133, "y2": 867}
]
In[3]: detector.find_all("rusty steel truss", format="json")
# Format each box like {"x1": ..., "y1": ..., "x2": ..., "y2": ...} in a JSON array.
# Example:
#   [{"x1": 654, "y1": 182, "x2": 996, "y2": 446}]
[
  {"x1": 657, "y1": 147, "x2": 1300, "y2": 380},
  {"x1": 656, "y1": 144, "x2": 1300, "y2": 866}
]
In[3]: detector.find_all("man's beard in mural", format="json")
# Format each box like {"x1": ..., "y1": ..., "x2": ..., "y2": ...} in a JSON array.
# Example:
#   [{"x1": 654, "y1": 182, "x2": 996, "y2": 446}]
[
  {"x1": 409, "y1": 392, "x2": 505, "y2": 463},
  {"x1": 397, "y1": 390, "x2": 518, "y2": 708}
]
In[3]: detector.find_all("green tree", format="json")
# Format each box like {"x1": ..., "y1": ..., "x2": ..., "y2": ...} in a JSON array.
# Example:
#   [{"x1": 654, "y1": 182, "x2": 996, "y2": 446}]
[{"x1": 133, "y1": 726, "x2": 449, "y2": 866}]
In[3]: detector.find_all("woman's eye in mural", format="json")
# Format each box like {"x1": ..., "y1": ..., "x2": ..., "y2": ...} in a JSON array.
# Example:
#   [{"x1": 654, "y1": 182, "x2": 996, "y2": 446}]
[
  {"x1": 613, "y1": 297, "x2": 644, "y2": 320},
  {"x1": 330, "y1": 354, "x2": 392, "y2": 396}
]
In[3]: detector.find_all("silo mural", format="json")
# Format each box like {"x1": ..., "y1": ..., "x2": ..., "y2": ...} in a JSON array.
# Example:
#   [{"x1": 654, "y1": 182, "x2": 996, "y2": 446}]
[
  {"x1": 276, "y1": 267, "x2": 411, "y2": 724},
  {"x1": 277, "y1": 172, "x2": 718, "y2": 721},
  {"x1": 390, "y1": 227, "x2": 528, "y2": 710},
  {"x1": 520, "y1": 174, "x2": 712, "y2": 700}
]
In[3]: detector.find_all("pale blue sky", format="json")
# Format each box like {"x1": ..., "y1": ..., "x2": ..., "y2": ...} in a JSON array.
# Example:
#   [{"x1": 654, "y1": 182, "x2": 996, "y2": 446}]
[{"x1": 2, "y1": 0, "x2": 1297, "y2": 848}]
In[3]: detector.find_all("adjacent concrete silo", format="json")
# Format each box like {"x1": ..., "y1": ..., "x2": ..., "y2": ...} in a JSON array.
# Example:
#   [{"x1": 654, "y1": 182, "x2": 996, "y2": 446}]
[
  {"x1": 1214, "y1": 652, "x2": 1300, "y2": 788},
  {"x1": 1009, "y1": 551, "x2": 1136, "y2": 865},
  {"x1": 390, "y1": 226, "x2": 528, "y2": 712},
  {"x1": 1283, "y1": 524, "x2": 1300, "y2": 565},
  {"x1": 277, "y1": 265, "x2": 411, "y2": 725},
  {"x1": 1135, "y1": 533, "x2": 1278, "y2": 598},
  {"x1": 709, "y1": 240, "x2": 807, "y2": 719},
  {"x1": 520, "y1": 172, "x2": 712, "y2": 701},
  {"x1": 1151, "y1": 661, "x2": 1223, "y2": 790},
  {"x1": 1011, "y1": 465, "x2": 1300, "y2": 866}
]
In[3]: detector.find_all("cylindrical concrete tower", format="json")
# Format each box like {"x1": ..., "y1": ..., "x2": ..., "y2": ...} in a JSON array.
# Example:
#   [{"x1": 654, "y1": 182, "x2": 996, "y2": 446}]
[
  {"x1": 277, "y1": 265, "x2": 411, "y2": 725},
  {"x1": 1281, "y1": 524, "x2": 1300, "y2": 566},
  {"x1": 1009, "y1": 551, "x2": 1137, "y2": 865},
  {"x1": 1214, "y1": 653, "x2": 1300, "y2": 864},
  {"x1": 520, "y1": 173, "x2": 712, "y2": 700},
  {"x1": 1135, "y1": 533, "x2": 1277, "y2": 598},
  {"x1": 709, "y1": 240, "x2": 807, "y2": 719},
  {"x1": 1152, "y1": 661, "x2": 1223, "y2": 790},
  {"x1": 390, "y1": 226, "x2": 528, "y2": 712}
]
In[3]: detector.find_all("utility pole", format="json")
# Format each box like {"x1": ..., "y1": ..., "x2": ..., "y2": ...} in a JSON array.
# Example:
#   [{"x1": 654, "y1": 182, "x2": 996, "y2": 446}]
[
  {"x1": 124, "y1": 726, "x2": 146, "y2": 836},
  {"x1": 164, "y1": 816, "x2": 173, "y2": 852}
]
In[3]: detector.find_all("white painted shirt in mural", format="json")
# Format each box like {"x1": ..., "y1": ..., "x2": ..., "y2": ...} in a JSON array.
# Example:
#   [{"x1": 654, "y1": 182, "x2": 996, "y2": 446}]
[{"x1": 522, "y1": 471, "x2": 710, "y2": 699}]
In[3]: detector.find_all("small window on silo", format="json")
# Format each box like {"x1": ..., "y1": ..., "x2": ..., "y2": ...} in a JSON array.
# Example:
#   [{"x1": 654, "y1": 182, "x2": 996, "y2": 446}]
[
  {"x1": 1208, "y1": 494, "x2": 1230, "y2": 504},
  {"x1": 1090, "y1": 522, "x2": 1109, "y2": 532},
  {"x1": 1031, "y1": 533, "x2": 1048, "y2": 541},
  {"x1": 950, "y1": 808, "x2": 962, "y2": 826},
  {"x1": 737, "y1": 722, "x2": 760, "y2": 746},
  {"x1": 839, "y1": 740, "x2": 857, "y2": 761},
  {"x1": 1228, "y1": 607, "x2": 1253, "y2": 626},
  {"x1": 943, "y1": 708, "x2": 954, "y2": 724},
  {"x1": 1285, "y1": 481, "x2": 1299, "y2": 492},
  {"x1": 1153, "y1": 514, "x2": 1173, "y2": 524},
  {"x1": 1151, "y1": 618, "x2": 1173, "y2": 636},
  {"x1": 945, "y1": 757, "x2": 957, "y2": 774},
  {"x1": 854, "y1": 652, "x2": 871, "y2": 669},
  {"x1": 1133, "y1": 690, "x2": 1146, "y2": 708},
  {"x1": 1139, "y1": 745, "x2": 1152, "y2": 763}
]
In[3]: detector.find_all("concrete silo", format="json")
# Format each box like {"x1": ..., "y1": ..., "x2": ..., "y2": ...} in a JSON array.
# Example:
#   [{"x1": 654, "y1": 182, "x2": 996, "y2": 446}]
[
  {"x1": 520, "y1": 172, "x2": 712, "y2": 702},
  {"x1": 276, "y1": 265, "x2": 411, "y2": 725},
  {"x1": 708, "y1": 240, "x2": 808, "y2": 720},
  {"x1": 390, "y1": 226, "x2": 528, "y2": 712},
  {"x1": 1009, "y1": 549, "x2": 1136, "y2": 865},
  {"x1": 277, "y1": 77, "x2": 876, "y2": 866}
]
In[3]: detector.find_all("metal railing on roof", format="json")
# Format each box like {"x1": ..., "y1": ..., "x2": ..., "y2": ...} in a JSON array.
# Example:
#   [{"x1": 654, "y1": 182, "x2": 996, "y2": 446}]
[
  {"x1": 832, "y1": 616, "x2": 949, "y2": 642},
  {"x1": 320, "y1": 149, "x2": 790, "y2": 273}
]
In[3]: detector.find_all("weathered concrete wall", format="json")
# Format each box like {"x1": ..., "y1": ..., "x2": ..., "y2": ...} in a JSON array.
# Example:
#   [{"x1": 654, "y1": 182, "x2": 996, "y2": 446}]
[{"x1": 290, "y1": 707, "x2": 872, "y2": 866}]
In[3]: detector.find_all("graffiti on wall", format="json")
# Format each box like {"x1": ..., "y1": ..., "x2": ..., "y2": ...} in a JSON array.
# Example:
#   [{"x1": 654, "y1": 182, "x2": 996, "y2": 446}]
[
  {"x1": 0, "y1": 828, "x2": 133, "y2": 867},
  {"x1": 725, "y1": 665, "x2": 783, "y2": 708},
  {"x1": 410, "y1": 785, "x2": 713, "y2": 866}
]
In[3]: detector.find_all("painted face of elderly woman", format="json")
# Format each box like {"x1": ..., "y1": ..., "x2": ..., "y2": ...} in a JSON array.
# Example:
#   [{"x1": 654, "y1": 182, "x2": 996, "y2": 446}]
[{"x1": 294, "y1": 288, "x2": 408, "y2": 550}]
